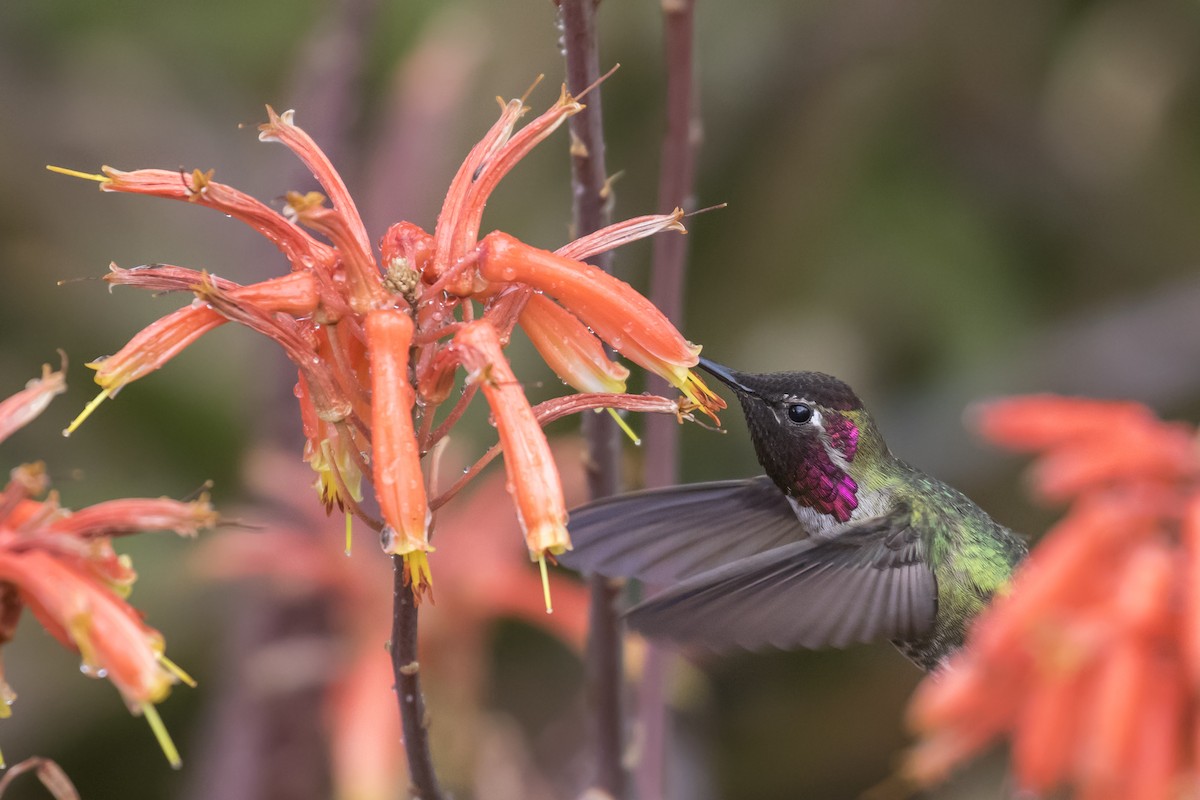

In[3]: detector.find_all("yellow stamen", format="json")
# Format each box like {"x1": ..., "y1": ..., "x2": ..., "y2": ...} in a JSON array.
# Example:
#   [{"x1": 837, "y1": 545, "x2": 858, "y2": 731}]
[
  {"x1": 46, "y1": 165, "x2": 109, "y2": 183},
  {"x1": 63, "y1": 387, "x2": 112, "y2": 437},
  {"x1": 140, "y1": 701, "x2": 182, "y2": 769},
  {"x1": 538, "y1": 552, "x2": 553, "y2": 615},
  {"x1": 678, "y1": 371, "x2": 724, "y2": 424},
  {"x1": 157, "y1": 654, "x2": 197, "y2": 688},
  {"x1": 0, "y1": 744, "x2": 5, "y2": 769},
  {"x1": 606, "y1": 407, "x2": 641, "y2": 446},
  {"x1": 344, "y1": 512, "x2": 353, "y2": 556},
  {"x1": 520, "y1": 73, "x2": 546, "y2": 105},
  {"x1": 404, "y1": 551, "x2": 434, "y2": 595}
]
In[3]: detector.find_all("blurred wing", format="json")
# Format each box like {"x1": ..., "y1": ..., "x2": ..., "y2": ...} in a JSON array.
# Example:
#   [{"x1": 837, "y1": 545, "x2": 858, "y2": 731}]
[
  {"x1": 625, "y1": 504, "x2": 936, "y2": 651},
  {"x1": 560, "y1": 477, "x2": 805, "y2": 585}
]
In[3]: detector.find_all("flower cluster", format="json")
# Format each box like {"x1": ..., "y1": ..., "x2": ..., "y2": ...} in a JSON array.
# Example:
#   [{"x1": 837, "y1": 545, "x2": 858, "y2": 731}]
[
  {"x1": 54, "y1": 86, "x2": 722, "y2": 602},
  {"x1": 907, "y1": 395, "x2": 1200, "y2": 799},
  {"x1": 0, "y1": 361, "x2": 216, "y2": 767}
]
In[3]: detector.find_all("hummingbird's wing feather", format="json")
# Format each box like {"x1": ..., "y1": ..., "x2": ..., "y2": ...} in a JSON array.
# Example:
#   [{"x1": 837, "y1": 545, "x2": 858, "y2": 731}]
[
  {"x1": 625, "y1": 505, "x2": 936, "y2": 652},
  {"x1": 560, "y1": 477, "x2": 805, "y2": 585}
]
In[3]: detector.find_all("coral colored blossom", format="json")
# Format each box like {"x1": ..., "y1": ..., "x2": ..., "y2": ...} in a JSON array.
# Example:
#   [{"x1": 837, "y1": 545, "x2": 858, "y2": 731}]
[
  {"x1": 196, "y1": 445, "x2": 590, "y2": 799},
  {"x1": 365, "y1": 308, "x2": 432, "y2": 595},
  {"x1": 519, "y1": 293, "x2": 629, "y2": 394},
  {"x1": 0, "y1": 363, "x2": 211, "y2": 765},
  {"x1": 907, "y1": 395, "x2": 1200, "y2": 799},
  {"x1": 476, "y1": 231, "x2": 723, "y2": 416},
  {"x1": 453, "y1": 320, "x2": 570, "y2": 557}
]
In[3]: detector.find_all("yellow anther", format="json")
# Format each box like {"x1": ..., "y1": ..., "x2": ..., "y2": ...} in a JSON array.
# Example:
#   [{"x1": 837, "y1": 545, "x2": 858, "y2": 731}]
[{"x1": 344, "y1": 512, "x2": 353, "y2": 556}]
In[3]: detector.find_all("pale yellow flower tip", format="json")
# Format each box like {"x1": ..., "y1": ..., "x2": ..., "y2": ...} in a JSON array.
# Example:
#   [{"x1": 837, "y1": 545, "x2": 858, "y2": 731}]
[{"x1": 403, "y1": 551, "x2": 434, "y2": 598}]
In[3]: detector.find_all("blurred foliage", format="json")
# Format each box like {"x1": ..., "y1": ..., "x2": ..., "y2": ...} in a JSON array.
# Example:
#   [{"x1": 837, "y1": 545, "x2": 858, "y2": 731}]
[{"x1": 3, "y1": 0, "x2": 1200, "y2": 797}]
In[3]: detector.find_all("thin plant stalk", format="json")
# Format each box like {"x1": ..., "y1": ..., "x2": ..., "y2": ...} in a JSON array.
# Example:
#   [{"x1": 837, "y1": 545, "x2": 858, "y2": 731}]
[
  {"x1": 391, "y1": 555, "x2": 445, "y2": 800},
  {"x1": 558, "y1": 0, "x2": 626, "y2": 796},
  {"x1": 638, "y1": 4, "x2": 701, "y2": 798}
]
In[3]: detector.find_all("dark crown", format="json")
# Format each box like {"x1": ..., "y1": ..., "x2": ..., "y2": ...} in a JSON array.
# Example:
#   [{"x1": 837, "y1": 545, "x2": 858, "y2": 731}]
[{"x1": 727, "y1": 370, "x2": 863, "y2": 411}]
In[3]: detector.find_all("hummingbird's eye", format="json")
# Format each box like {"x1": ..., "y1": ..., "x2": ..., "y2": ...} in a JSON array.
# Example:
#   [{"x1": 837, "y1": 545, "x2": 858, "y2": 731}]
[{"x1": 786, "y1": 403, "x2": 813, "y2": 424}]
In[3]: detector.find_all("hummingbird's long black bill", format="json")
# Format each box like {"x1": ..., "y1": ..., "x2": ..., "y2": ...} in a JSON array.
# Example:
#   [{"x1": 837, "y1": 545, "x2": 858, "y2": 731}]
[{"x1": 698, "y1": 357, "x2": 757, "y2": 397}]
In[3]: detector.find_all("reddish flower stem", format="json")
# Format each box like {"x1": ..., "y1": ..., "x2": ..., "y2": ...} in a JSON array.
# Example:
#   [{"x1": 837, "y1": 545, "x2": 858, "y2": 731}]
[
  {"x1": 425, "y1": 382, "x2": 479, "y2": 451},
  {"x1": 558, "y1": 0, "x2": 626, "y2": 795},
  {"x1": 639, "y1": 3, "x2": 700, "y2": 796},
  {"x1": 643, "y1": 0, "x2": 700, "y2": 487}
]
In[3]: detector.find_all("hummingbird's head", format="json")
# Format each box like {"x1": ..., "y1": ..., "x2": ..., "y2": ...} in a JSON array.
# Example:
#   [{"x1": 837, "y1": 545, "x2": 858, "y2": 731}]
[{"x1": 698, "y1": 358, "x2": 870, "y2": 523}]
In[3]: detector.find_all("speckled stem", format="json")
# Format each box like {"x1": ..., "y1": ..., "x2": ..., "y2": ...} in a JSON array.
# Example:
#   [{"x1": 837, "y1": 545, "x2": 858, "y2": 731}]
[
  {"x1": 639, "y1": 3, "x2": 700, "y2": 798},
  {"x1": 558, "y1": 0, "x2": 627, "y2": 796},
  {"x1": 391, "y1": 555, "x2": 445, "y2": 800}
]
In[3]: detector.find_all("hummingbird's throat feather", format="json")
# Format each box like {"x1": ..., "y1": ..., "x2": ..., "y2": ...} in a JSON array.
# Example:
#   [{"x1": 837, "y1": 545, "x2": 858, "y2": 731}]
[
  {"x1": 789, "y1": 414, "x2": 860, "y2": 523},
  {"x1": 824, "y1": 413, "x2": 859, "y2": 461}
]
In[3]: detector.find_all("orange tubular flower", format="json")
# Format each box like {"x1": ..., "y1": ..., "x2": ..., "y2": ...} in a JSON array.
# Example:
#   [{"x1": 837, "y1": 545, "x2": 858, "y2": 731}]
[
  {"x1": 105, "y1": 266, "x2": 320, "y2": 316},
  {"x1": 75, "y1": 270, "x2": 321, "y2": 437},
  {"x1": 554, "y1": 209, "x2": 687, "y2": 262},
  {"x1": 519, "y1": 293, "x2": 629, "y2": 394},
  {"x1": 908, "y1": 395, "x2": 1200, "y2": 799},
  {"x1": 0, "y1": 362, "x2": 66, "y2": 444},
  {"x1": 99, "y1": 167, "x2": 335, "y2": 269},
  {"x1": 476, "y1": 231, "x2": 724, "y2": 418},
  {"x1": 0, "y1": 550, "x2": 174, "y2": 707},
  {"x1": 285, "y1": 191, "x2": 388, "y2": 312},
  {"x1": 365, "y1": 309, "x2": 432, "y2": 594},
  {"x1": 441, "y1": 86, "x2": 584, "y2": 272},
  {"x1": 453, "y1": 320, "x2": 570, "y2": 560},
  {"x1": 0, "y1": 363, "x2": 208, "y2": 767},
  {"x1": 45, "y1": 497, "x2": 218, "y2": 539},
  {"x1": 87, "y1": 306, "x2": 225, "y2": 396}
]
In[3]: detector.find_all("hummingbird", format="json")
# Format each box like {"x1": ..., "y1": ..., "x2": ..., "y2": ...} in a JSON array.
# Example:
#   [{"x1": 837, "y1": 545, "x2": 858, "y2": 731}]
[{"x1": 560, "y1": 359, "x2": 1027, "y2": 670}]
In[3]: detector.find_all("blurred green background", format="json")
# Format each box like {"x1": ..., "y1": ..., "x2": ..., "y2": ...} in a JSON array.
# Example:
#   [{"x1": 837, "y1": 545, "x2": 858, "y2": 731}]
[{"x1": 3, "y1": 0, "x2": 1200, "y2": 797}]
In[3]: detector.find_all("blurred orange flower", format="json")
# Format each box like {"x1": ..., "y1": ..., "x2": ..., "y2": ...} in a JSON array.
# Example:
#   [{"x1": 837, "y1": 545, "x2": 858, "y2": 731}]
[
  {"x1": 907, "y1": 395, "x2": 1200, "y2": 799},
  {"x1": 0, "y1": 362, "x2": 214, "y2": 767},
  {"x1": 197, "y1": 444, "x2": 590, "y2": 799}
]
